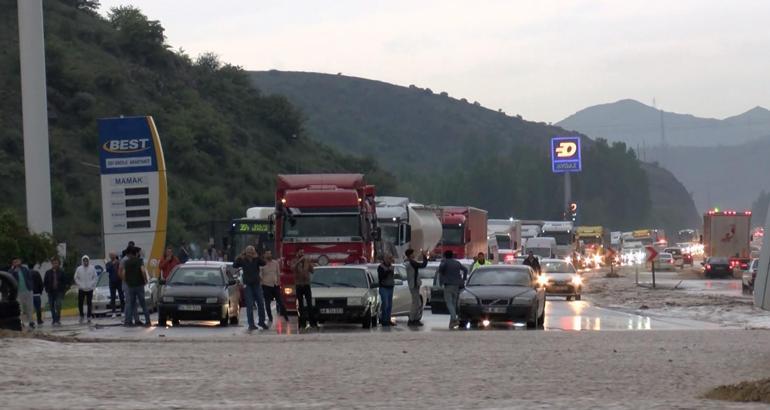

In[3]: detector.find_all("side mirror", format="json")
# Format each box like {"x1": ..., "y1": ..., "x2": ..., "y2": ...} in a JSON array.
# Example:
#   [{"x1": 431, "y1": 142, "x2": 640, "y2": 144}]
[
  {"x1": 370, "y1": 282, "x2": 379, "y2": 289},
  {"x1": 398, "y1": 224, "x2": 412, "y2": 246},
  {"x1": 158, "y1": 279, "x2": 166, "y2": 285},
  {"x1": 372, "y1": 226, "x2": 382, "y2": 241}
]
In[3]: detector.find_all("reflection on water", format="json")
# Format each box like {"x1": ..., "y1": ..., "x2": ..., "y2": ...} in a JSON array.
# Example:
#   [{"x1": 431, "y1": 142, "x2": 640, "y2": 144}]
[{"x1": 544, "y1": 300, "x2": 655, "y2": 331}]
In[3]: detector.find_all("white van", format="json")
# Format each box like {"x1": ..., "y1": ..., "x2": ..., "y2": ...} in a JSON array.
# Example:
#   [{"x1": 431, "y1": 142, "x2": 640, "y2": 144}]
[{"x1": 525, "y1": 237, "x2": 557, "y2": 259}]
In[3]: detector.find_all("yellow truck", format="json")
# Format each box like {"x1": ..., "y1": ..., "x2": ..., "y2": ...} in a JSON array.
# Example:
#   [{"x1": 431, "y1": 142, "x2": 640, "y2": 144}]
[{"x1": 575, "y1": 226, "x2": 607, "y2": 267}]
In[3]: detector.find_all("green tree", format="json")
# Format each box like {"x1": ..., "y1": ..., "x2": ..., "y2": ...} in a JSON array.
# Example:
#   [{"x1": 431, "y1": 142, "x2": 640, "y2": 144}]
[{"x1": 0, "y1": 209, "x2": 58, "y2": 267}]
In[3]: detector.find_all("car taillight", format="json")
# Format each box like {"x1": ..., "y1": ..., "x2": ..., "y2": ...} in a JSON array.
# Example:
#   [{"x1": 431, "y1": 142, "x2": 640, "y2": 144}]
[
  {"x1": 705, "y1": 264, "x2": 711, "y2": 270},
  {"x1": 740, "y1": 263, "x2": 748, "y2": 270}
]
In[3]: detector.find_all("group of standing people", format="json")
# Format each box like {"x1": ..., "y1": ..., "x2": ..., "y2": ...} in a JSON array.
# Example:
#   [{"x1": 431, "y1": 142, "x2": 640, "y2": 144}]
[{"x1": 233, "y1": 246, "x2": 290, "y2": 331}]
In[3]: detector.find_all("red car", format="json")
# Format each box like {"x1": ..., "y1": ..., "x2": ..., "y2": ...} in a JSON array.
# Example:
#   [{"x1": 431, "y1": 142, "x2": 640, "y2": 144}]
[{"x1": 682, "y1": 253, "x2": 693, "y2": 266}]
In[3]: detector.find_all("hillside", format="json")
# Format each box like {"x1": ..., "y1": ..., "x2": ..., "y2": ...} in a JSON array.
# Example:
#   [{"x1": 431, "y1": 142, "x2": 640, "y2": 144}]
[
  {"x1": 557, "y1": 99, "x2": 770, "y2": 147},
  {"x1": 0, "y1": 1, "x2": 396, "y2": 254},
  {"x1": 251, "y1": 71, "x2": 700, "y2": 232},
  {"x1": 646, "y1": 139, "x2": 770, "y2": 213}
]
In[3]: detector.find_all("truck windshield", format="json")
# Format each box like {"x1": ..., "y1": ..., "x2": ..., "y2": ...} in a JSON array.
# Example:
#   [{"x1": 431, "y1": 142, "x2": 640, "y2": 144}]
[
  {"x1": 496, "y1": 234, "x2": 511, "y2": 249},
  {"x1": 546, "y1": 231, "x2": 572, "y2": 246},
  {"x1": 283, "y1": 215, "x2": 361, "y2": 239},
  {"x1": 231, "y1": 233, "x2": 273, "y2": 257},
  {"x1": 529, "y1": 247, "x2": 551, "y2": 258},
  {"x1": 441, "y1": 225, "x2": 464, "y2": 245},
  {"x1": 380, "y1": 224, "x2": 399, "y2": 244},
  {"x1": 580, "y1": 236, "x2": 602, "y2": 246}
]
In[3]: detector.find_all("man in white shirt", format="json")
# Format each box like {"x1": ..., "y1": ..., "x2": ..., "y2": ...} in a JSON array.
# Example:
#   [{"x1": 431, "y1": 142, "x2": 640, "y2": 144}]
[
  {"x1": 74, "y1": 255, "x2": 98, "y2": 324},
  {"x1": 260, "y1": 250, "x2": 289, "y2": 323}
]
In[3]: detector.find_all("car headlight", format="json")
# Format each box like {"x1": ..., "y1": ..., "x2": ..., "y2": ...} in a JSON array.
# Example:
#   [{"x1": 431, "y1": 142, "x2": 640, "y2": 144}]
[
  {"x1": 459, "y1": 294, "x2": 477, "y2": 305},
  {"x1": 94, "y1": 293, "x2": 107, "y2": 302},
  {"x1": 283, "y1": 287, "x2": 294, "y2": 296},
  {"x1": 537, "y1": 275, "x2": 548, "y2": 286},
  {"x1": 162, "y1": 296, "x2": 174, "y2": 303},
  {"x1": 206, "y1": 297, "x2": 219, "y2": 304},
  {"x1": 572, "y1": 275, "x2": 583, "y2": 286},
  {"x1": 347, "y1": 297, "x2": 365, "y2": 306}
]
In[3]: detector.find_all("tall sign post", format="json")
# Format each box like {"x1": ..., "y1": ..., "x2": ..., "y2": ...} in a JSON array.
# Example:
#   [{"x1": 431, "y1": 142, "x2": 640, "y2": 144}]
[
  {"x1": 551, "y1": 136, "x2": 582, "y2": 221},
  {"x1": 17, "y1": 0, "x2": 53, "y2": 234},
  {"x1": 756, "y1": 205, "x2": 770, "y2": 310},
  {"x1": 99, "y1": 116, "x2": 168, "y2": 278}
]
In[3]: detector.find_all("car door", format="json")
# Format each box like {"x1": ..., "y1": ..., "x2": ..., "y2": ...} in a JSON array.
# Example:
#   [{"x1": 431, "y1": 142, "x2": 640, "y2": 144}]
[
  {"x1": 223, "y1": 267, "x2": 239, "y2": 316},
  {"x1": 391, "y1": 265, "x2": 410, "y2": 315}
]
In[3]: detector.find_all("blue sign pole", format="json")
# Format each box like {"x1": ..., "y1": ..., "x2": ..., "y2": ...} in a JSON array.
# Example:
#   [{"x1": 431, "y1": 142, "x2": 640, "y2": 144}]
[{"x1": 550, "y1": 136, "x2": 582, "y2": 221}]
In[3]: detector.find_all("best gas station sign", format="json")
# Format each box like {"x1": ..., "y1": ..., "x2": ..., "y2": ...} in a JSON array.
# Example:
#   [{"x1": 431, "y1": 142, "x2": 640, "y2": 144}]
[{"x1": 551, "y1": 136, "x2": 582, "y2": 173}]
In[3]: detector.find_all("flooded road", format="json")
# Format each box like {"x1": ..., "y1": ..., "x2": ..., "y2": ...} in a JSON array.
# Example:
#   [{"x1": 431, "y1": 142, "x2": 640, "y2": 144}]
[{"x1": 42, "y1": 295, "x2": 724, "y2": 341}]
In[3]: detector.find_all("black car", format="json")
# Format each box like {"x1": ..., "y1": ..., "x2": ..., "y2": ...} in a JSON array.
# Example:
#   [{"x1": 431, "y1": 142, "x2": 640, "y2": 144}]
[
  {"x1": 458, "y1": 265, "x2": 545, "y2": 329},
  {"x1": 158, "y1": 262, "x2": 241, "y2": 326},
  {"x1": 702, "y1": 257, "x2": 733, "y2": 278}
]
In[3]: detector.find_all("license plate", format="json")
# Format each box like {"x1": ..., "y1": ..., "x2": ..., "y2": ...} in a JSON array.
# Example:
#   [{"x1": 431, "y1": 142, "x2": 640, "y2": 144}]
[
  {"x1": 484, "y1": 307, "x2": 507, "y2": 314},
  {"x1": 178, "y1": 305, "x2": 201, "y2": 311},
  {"x1": 550, "y1": 286, "x2": 568, "y2": 291},
  {"x1": 320, "y1": 308, "x2": 343, "y2": 314}
]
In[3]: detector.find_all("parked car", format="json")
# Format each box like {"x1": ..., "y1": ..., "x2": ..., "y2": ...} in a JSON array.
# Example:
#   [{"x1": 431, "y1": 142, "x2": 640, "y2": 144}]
[
  {"x1": 429, "y1": 259, "x2": 474, "y2": 314},
  {"x1": 653, "y1": 253, "x2": 676, "y2": 271},
  {"x1": 92, "y1": 272, "x2": 158, "y2": 316},
  {"x1": 743, "y1": 258, "x2": 759, "y2": 295},
  {"x1": 0, "y1": 271, "x2": 21, "y2": 331},
  {"x1": 311, "y1": 266, "x2": 380, "y2": 328},
  {"x1": 663, "y1": 247, "x2": 684, "y2": 267},
  {"x1": 157, "y1": 261, "x2": 241, "y2": 326},
  {"x1": 702, "y1": 257, "x2": 733, "y2": 278},
  {"x1": 457, "y1": 265, "x2": 545, "y2": 329},
  {"x1": 538, "y1": 259, "x2": 582, "y2": 301}
]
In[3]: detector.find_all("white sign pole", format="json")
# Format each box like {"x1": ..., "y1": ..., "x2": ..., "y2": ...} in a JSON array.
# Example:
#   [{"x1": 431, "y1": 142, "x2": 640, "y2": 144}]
[
  {"x1": 755, "y1": 207, "x2": 770, "y2": 310},
  {"x1": 17, "y1": 0, "x2": 53, "y2": 234}
]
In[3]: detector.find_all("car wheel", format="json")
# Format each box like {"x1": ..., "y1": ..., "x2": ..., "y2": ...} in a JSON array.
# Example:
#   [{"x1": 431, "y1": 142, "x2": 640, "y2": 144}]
[
  {"x1": 219, "y1": 316, "x2": 229, "y2": 327},
  {"x1": 362, "y1": 310, "x2": 372, "y2": 329},
  {"x1": 229, "y1": 316, "x2": 239, "y2": 325},
  {"x1": 171, "y1": 318, "x2": 180, "y2": 326},
  {"x1": 565, "y1": 295, "x2": 572, "y2": 301},
  {"x1": 527, "y1": 304, "x2": 538, "y2": 329},
  {"x1": 458, "y1": 320, "x2": 469, "y2": 329},
  {"x1": 575, "y1": 294, "x2": 581, "y2": 301},
  {"x1": 371, "y1": 312, "x2": 378, "y2": 327}
]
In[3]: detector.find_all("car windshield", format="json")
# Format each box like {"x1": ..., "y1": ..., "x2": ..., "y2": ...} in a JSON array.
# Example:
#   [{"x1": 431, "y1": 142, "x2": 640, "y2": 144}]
[
  {"x1": 467, "y1": 268, "x2": 531, "y2": 287},
  {"x1": 312, "y1": 268, "x2": 368, "y2": 288},
  {"x1": 709, "y1": 257, "x2": 729, "y2": 264},
  {"x1": 541, "y1": 261, "x2": 576, "y2": 273},
  {"x1": 664, "y1": 248, "x2": 681, "y2": 256},
  {"x1": 528, "y1": 247, "x2": 551, "y2": 258},
  {"x1": 419, "y1": 267, "x2": 437, "y2": 279},
  {"x1": 657, "y1": 253, "x2": 672, "y2": 260},
  {"x1": 283, "y1": 214, "x2": 361, "y2": 239},
  {"x1": 168, "y1": 268, "x2": 223, "y2": 286},
  {"x1": 441, "y1": 225, "x2": 464, "y2": 245}
]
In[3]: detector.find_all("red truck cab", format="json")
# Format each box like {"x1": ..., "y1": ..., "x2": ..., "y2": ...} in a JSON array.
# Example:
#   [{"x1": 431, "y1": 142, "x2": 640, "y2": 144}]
[
  {"x1": 274, "y1": 174, "x2": 378, "y2": 311},
  {"x1": 433, "y1": 206, "x2": 488, "y2": 260}
]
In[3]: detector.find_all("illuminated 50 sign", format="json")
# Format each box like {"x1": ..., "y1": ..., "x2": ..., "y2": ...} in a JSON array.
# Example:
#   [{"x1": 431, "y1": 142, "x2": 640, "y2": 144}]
[{"x1": 551, "y1": 136, "x2": 582, "y2": 173}]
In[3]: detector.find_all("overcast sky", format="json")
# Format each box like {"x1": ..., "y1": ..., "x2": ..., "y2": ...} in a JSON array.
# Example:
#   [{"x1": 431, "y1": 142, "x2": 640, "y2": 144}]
[{"x1": 98, "y1": 0, "x2": 770, "y2": 123}]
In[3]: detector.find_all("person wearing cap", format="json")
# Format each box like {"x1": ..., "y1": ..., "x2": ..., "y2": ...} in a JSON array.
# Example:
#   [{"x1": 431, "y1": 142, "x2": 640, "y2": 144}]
[{"x1": 74, "y1": 255, "x2": 98, "y2": 324}]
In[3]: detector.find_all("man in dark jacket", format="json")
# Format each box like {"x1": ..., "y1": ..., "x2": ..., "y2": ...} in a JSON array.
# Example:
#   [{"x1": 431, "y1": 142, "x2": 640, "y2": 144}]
[
  {"x1": 121, "y1": 247, "x2": 151, "y2": 327},
  {"x1": 405, "y1": 249, "x2": 428, "y2": 327},
  {"x1": 523, "y1": 251, "x2": 541, "y2": 274},
  {"x1": 233, "y1": 246, "x2": 267, "y2": 331},
  {"x1": 30, "y1": 269, "x2": 44, "y2": 325},
  {"x1": 105, "y1": 252, "x2": 124, "y2": 317},
  {"x1": 437, "y1": 250, "x2": 468, "y2": 329},
  {"x1": 377, "y1": 254, "x2": 396, "y2": 327},
  {"x1": 43, "y1": 257, "x2": 67, "y2": 326}
]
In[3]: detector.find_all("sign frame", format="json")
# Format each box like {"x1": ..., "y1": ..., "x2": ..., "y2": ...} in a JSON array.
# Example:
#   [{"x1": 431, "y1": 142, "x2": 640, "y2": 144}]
[{"x1": 550, "y1": 136, "x2": 582, "y2": 173}]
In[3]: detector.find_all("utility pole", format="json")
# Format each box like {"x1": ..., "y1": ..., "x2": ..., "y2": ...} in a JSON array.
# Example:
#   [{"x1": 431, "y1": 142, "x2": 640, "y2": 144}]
[
  {"x1": 564, "y1": 173, "x2": 571, "y2": 221},
  {"x1": 18, "y1": 0, "x2": 53, "y2": 234}
]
